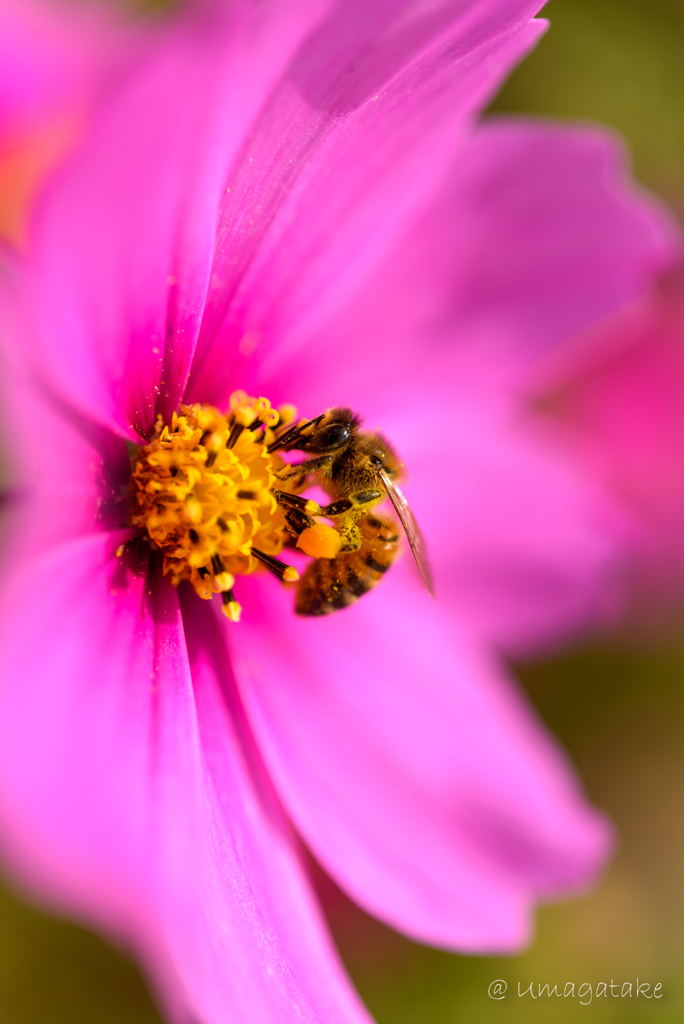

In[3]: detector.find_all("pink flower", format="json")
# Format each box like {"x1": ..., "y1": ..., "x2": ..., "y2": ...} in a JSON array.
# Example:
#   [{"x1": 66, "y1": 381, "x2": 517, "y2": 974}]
[{"x1": 0, "y1": 2, "x2": 677, "y2": 1022}]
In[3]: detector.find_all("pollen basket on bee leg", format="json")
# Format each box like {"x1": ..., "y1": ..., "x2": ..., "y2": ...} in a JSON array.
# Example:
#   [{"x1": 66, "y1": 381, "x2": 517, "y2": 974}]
[{"x1": 129, "y1": 395, "x2": 301, "y2": 620}]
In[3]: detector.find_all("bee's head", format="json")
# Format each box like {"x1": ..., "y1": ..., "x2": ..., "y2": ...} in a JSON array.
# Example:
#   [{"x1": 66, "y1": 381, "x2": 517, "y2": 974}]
[{"x1": 298, "y1": 407, "x2": 362, "y2": 454}]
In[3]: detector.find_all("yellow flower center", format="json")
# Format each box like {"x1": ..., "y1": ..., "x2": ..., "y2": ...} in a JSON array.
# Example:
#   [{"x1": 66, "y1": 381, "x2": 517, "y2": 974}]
[{"x1": 129, "y1": 393, "x2": 300, "y2": 621}]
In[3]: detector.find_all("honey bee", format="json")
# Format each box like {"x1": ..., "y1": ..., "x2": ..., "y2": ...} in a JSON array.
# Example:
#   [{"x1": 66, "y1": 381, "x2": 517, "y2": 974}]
[{"x1": 270, "y1": 408, "x2": 433, "y2": 615}]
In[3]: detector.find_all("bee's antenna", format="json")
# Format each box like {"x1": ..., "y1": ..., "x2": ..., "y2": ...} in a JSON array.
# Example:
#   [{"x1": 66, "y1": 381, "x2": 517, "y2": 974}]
[{"x1": 267, "y1": 414, "x2": 325, "y2": 453}]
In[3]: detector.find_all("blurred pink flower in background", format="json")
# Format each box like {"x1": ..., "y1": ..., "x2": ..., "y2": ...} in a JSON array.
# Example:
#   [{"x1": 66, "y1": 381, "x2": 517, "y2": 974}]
[
  {"x1": 0, "y1": 0, "x2": 127, "y2": 241},
  {"x1": 535, "y1": 266, "x2": 684, "y2": 628},
  {"x1": 0, "y1": 1, "x2": 679, "y2": 1022}
]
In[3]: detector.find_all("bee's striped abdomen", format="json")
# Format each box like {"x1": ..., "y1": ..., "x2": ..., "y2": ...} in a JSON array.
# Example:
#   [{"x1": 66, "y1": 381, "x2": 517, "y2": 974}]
[{"x1": 295, "y1": 514, "x2": 399, "y2": 616}]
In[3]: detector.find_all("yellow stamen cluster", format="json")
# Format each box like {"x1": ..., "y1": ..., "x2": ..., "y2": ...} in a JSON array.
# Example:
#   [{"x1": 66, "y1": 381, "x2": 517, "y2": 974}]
[{"x1": 129, "y1": 394, "x2": 298, "y2": 620}]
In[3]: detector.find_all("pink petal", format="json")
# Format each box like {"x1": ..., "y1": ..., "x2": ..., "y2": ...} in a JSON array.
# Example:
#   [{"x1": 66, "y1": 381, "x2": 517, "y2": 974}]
[
  {"x1": 189, "y1": 4, "x2": 548, "y2": 405},
  {"x1": 259, "y1": 120, "x2": 679, "y2": 413},
  {"x1": 414, "y1": 119, "x2": 680, "y2": 391},
  {"x1": 0, "y1": 280, "x2": 129, "y2": 557},
  {"x1": 232, "y1": 571, "x2": 611, "y2": 954},
  {"x1": 0, "y1": 534, "x2": 372, "y2": 1024},
  {"x1": 378, "y1": 391, "x2": 635, "y2": 652}
]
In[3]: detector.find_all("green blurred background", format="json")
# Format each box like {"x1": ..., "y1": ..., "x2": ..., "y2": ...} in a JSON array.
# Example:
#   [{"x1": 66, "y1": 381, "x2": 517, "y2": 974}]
[{"x1": 2, "y1": 0, "x2": 684, "y2": 1021}]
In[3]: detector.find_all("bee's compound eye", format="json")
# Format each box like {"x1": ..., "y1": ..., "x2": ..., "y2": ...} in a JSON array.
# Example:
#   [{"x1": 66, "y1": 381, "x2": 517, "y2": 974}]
[{"x1": 319, "y1": 423, "x2": 351, "y2": 448}]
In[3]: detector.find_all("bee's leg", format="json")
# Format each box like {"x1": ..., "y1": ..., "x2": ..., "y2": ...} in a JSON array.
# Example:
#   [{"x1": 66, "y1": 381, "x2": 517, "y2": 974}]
[
  {"x1": 337, "y1": 517, "x2": 362, "y2": 553},
  {"x1": 285, "y1": 507, "x2": 314, "y2": 538},
  {"x1": 272, "y1": 489, "x2": 323, "y2": 538},
  {"x1": 272, "y1": 488, "x2": 382, "y2": 552},
  {"x1": 272, "y1": 489, "x2": 323, "y2": 517},
  {"x1": 275, "y1": 455, "x2": 333, "y2": 489},
  {"x1": 273, "y1": 487, "x2": 382, "y2": 519},
  {"x1": 317, "y1": 490, "x2": 382, "y2": 518},
  {"x1": 318, "y1": 492, "x2": 382, "y2": 553}
]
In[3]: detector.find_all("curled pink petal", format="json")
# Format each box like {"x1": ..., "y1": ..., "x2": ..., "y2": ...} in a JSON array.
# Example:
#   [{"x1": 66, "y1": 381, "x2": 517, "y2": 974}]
[{"x1": 189, "y1": 5, "x2": 548, "y2": 405}]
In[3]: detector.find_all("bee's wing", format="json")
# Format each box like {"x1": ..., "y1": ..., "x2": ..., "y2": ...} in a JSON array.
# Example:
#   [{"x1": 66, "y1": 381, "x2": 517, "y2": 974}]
[{"x1": 379, "y1": 469, "x2": 435, "y2": 598}]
